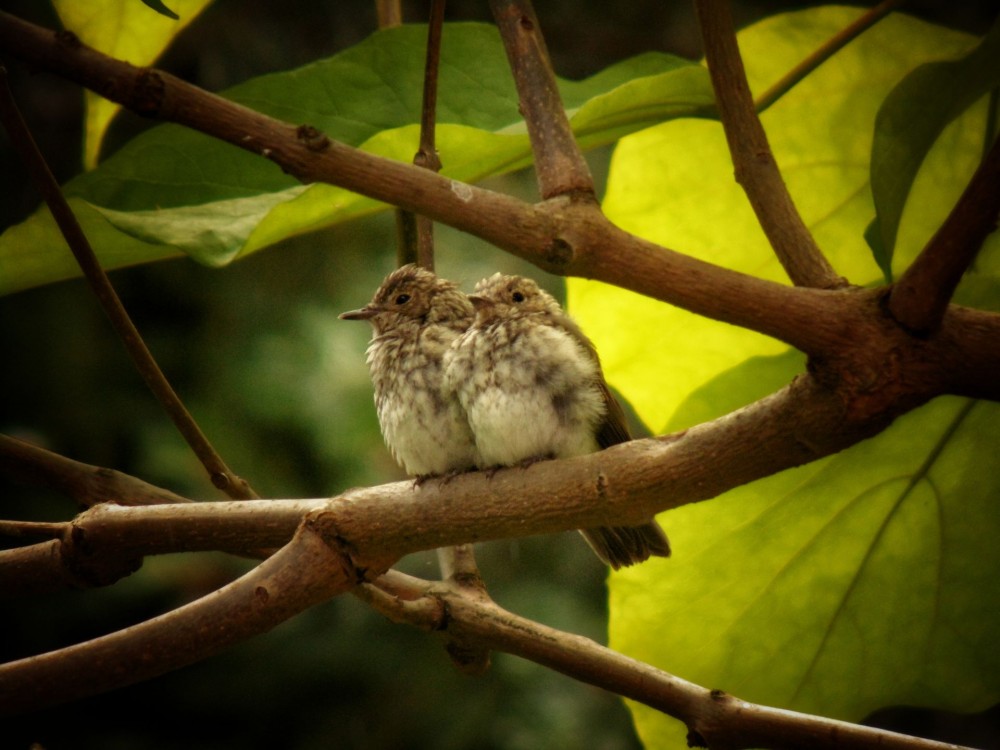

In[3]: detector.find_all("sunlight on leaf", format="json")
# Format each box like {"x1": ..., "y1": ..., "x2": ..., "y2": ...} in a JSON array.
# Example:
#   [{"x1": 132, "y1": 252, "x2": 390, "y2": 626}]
[
  {"x1": 614, "y1": 396, "x2": 1000, "y2": 748},
  {"x1": 867, "y1": 15, "x2": 1000, "y2": 280},
  {"x1": 139, "y1": 0, "x2": 180, "y2": 20},
  {"x1": 569, "y1": 7, "x2": 987, "y2": 433},
  {"x1": 567, "y1": 59, "x2": 715, "y2": 146},
  {"x1": 93, "y1": 186, "x2": 309, "y2": 266},
  {"x1": 54, "y1": 0, "x2": 212, "y2": 169},
  {"x1": 0, "y1": 196, "x2": 183, "y2": 291}
]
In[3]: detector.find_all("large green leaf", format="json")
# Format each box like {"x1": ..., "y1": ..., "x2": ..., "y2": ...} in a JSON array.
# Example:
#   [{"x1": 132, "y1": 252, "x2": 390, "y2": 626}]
[
  {"x1": 54, "y1": 0, "x2": 213, "y2": 169},
  {"x1": 570, "y1": 7, "x2": 992, "y2": 434},
  {"x1": 617, "y1": 392, "x2": 999, "y2": 748},
  {"x1": 0, "y1": 23, "x2": 712, "y2": 296},
  {"x1": 866, "y1": 14, "x2": 1000, "y2": 281},
  {"x1": 561, "y1": 7, "x2": 1000, "y2": 748}
]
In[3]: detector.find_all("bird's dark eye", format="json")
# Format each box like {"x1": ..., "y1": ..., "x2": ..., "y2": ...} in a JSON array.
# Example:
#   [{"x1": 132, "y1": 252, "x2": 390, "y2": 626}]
[
  {"x1": 511, "y1": 291, "x2": 525, "y2": 303},
  {"x1": 394, "y1": 294, "x2": 410, "y2": 305}
]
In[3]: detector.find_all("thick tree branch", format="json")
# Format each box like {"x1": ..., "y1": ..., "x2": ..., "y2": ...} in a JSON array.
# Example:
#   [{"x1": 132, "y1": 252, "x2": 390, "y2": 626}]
[
  {"x1": 0, "y1": 517, "x2": 359, "y2": 716},
  {"x1": 4, "y1": 288, "x2": 996, "y2": 598},
  {"x1": 0, "y1": 372, "x2": 942, "y2": 601},
  {"x1": 693, "y1": 0, "x2": 844, "y2": 290},
  {"x1": 3, "y1": 10, "x2": 999, "y2": 377},
  {"x1": 4, "y1": 510, "x2": 976, "y2": 749},
  {"x1": 0, "y1": 452, "x2": 984, "y2": 750},
  {"x1": 0, "y1": 539, "x2": 141, "y2": 597},
  {"x1": 572, "y1": 210, "x2": 1000, "y2": 397},
  {"x1": 0, "y1": 65, "x2": 256, "y2": 501},
  {"x1": 361, "y1": 570, "x2": 971, "y2": 750},
  {"x1": 888, "y1": 134, "x2": 1000, "y2": 335},
  {"x1": 489, "y1": 0, "x2": 595, "y2": 198}
]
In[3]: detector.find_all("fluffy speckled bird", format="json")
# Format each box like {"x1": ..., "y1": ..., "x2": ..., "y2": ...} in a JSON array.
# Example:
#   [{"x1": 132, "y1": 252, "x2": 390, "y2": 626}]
[
  {"x1": 444, "y1": 273, "x2": 670, "y2": 569},
  {"x1": 340, "y1": 264, "x2": 480, "y2": 478}
]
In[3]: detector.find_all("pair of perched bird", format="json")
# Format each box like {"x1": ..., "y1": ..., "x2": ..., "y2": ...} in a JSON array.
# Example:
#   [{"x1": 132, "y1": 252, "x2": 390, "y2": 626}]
[{"x1": 340, "y1": 264, "x2": 670, "y2": 570}]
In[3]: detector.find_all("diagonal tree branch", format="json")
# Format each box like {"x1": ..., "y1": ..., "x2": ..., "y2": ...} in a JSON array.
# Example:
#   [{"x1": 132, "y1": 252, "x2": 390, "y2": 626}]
[
  {"x1": 0, "y1": 372, "x2": 943, "y2": 600},
  {"x1": 0, "y1": 516, "x2": 362, "y2": 717},
  {"x1": 887, "y1": 134, "x2": 1000, "y2": 335},
  {"x1": 754, "y1": 0, "x2": 904, "y2": 113},
  {"x1": 0, "y1": 433, "x2": 192, "y2": 507},
  {"x1": 693, "y1": 0, "x2": 844, "y2": 290},
  {"x1": 3, "y1": 10, "x2": 999, "y2": 373},
  {"x1": 359, "y1": 570, "x2": 972, "y2": 750},
  {"x1": 0, "y1": 65, "x2": 257, "y2": 501},
  {"x1": 489, "y1": 0, "x2": 595, "y2": 199}
]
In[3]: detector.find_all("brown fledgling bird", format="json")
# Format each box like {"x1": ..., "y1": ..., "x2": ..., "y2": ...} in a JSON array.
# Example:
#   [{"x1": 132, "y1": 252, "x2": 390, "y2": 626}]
[
  {"x1": 443, "y1": 273, "x2": 670, "y2": 570},
  {"x1": 339, "y1": 264, "x2": 480, "y2": 478}
]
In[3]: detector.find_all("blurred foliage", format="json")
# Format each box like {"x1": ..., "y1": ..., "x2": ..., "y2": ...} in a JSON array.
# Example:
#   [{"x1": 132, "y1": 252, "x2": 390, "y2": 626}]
[{"x1": 1, "y1": 1, "x2": 999, "y2": 749}]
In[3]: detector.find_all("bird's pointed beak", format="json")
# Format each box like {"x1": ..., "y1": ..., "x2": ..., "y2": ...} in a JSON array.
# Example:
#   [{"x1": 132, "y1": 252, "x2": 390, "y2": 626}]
[
  {"x1": 339, "y1": 305, "x2": 377, "y2": 321},
  {"x1": 468, "y1": 295, "x2": 500, "y2": 323}
]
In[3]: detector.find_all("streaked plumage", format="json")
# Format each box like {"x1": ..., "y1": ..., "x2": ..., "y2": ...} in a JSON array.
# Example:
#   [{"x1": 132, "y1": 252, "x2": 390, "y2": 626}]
[
  {"x1": 340, "y1": 264, "x2": 480, "y2": 477},
  {"x1": 444, "y1": 273, "x2": 670, "y2": 569}
]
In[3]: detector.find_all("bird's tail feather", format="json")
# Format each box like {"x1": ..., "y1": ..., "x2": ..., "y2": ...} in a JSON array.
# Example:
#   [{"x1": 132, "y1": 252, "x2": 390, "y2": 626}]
[{"x1": 579, "y1": 520, "x2": 671, "y2": 570}]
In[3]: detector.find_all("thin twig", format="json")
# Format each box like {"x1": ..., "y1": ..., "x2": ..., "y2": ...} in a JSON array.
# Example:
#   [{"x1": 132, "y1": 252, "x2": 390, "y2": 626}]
[
  {"x1": 362, "y1": 570, "x2": 971, "y2": 750},
  {"x1": 374, "y1": 0, "x2": 402, "y2": 28},
  {"x1": 435, "y1": 543, "x2": 492, "y2": 674},
  {"x1": 413, "y1": 0, "x2": 446, "y2": 270},
  {"x1": 395, "y1": 0, "x2": 446, "y2": 269},
  {"x1": 0, "y1": 519, "x2": 66, "y2": 539},
  {"x1": 888, "y1": 135, "x2": 1000, "y2": 334},
  {"x1": 694, "y1": 0, "x2": 844, "y2": 289},
  {"x1": 489, "y1": 0, "x2": 594, "y2": 199},
  {"x1": 0, "y1": 433, "x2": 193, "y2": 507},
  {"x1": 402, "y1": 1, "x2": 493, "y2": 674},
  {"x1": 0, "y1": 66, "x2": 257, "y2": 500},
  {"x1": 754, "y1": 0, "x2": 905, "y2": 113}
]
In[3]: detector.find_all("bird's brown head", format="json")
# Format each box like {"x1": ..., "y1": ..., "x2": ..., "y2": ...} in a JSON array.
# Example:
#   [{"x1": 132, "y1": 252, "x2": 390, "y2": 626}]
[
  {"x1": 339, "y1": 264, "x2": 473, "y2": 334},
  {"x1": 469, "y1": 273, "x2": 560, "y2": 324}
]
